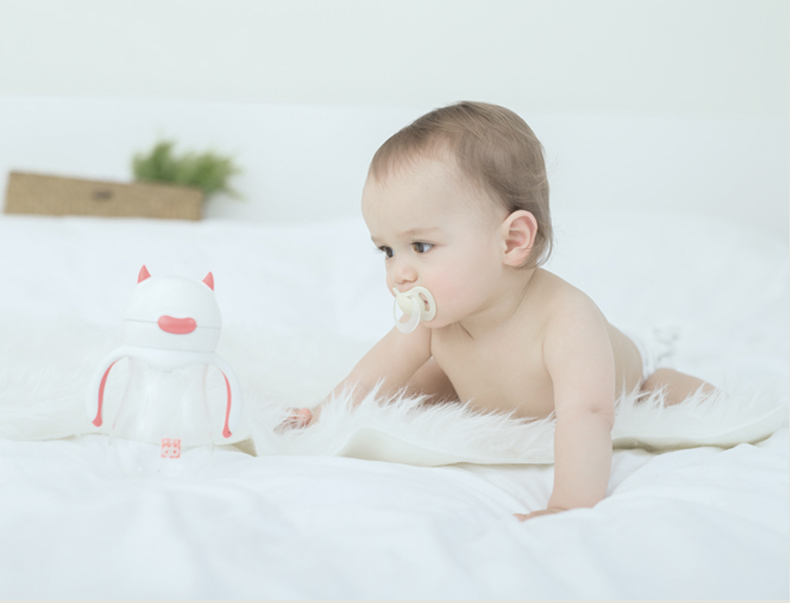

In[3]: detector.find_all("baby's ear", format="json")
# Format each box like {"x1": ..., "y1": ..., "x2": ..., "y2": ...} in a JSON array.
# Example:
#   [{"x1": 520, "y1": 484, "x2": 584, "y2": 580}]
[{"x1": 501, "y1": 210, "x2": 538, "y2": 267}]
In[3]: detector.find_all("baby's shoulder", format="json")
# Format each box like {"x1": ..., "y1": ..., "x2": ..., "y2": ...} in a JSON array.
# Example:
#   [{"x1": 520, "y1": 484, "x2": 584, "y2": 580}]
[
  {"x1": 534, "y1": 269, "x2": 597, "y2": 309},
  {"x1": 533, "y1": 270, "x2": 604, "y2": 329}
]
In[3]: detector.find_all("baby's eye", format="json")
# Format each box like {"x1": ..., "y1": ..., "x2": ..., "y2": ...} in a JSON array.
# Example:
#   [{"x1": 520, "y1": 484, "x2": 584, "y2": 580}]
[
  {"x1": 413, "y1": 242, "x2": 434, "y2": 254},
  {"x1": 378, "y1": 246, "x2": 393, "y2": 259}
]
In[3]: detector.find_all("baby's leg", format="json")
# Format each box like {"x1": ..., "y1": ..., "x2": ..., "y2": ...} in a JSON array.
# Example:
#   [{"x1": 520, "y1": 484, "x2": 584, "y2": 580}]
[
  {"x1": 641, "y1": 368, "x2": 717, "y2": 405},
  {"x1": 406, "y1": 358, "x2": 459, "y2": 404}
]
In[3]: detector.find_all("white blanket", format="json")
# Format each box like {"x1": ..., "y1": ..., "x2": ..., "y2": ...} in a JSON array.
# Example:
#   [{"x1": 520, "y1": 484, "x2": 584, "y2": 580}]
[{"x1": 0, "y1": 210, "x2": 787, "y2": 598}]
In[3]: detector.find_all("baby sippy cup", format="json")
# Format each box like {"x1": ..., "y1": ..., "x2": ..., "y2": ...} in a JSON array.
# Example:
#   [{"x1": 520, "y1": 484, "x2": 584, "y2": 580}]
[{"x1": 87, "y1": 265, "x2": 243, "y2": 477}]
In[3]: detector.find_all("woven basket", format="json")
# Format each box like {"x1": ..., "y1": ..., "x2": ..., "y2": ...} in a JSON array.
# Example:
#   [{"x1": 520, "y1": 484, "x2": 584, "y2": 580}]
[{"x1": 3, "y1": 171, "x2": 204, "y2": 220}]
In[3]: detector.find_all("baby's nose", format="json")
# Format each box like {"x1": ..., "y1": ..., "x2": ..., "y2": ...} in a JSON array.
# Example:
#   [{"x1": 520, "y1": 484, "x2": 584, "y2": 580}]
[{"x1": 392, "y1": 262, "x2": 417, "y2": 284}]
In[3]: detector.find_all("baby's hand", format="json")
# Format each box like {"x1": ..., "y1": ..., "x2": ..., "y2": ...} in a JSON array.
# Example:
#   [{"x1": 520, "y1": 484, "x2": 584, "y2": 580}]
[
  {"x1": 514, "y1": 508, "x2": 566, "y2": 521},
  {"x1": 276, "y1": 408, "x2": 313, "y2": 432}
]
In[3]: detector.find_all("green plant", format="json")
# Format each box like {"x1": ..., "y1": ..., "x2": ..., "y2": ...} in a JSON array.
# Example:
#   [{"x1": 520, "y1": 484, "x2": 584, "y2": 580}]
[{"x1": 132, "y1": 140, "x2": 241, "y2": 200}]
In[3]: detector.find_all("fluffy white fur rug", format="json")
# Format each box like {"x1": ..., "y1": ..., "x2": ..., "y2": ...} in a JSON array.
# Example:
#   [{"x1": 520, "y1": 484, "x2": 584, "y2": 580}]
[
  {"x1": 250, "y1": 383, "x2": 786, "y2": 466},
  {"x1": 0, "y1": 318, "x2": 786, "y2": 466}
]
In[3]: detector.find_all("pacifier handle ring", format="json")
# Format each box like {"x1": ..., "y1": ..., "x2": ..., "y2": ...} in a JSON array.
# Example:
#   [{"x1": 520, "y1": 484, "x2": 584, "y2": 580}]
[{"x1": 412, "y1": 287, "x2": 436, "y2": 322}]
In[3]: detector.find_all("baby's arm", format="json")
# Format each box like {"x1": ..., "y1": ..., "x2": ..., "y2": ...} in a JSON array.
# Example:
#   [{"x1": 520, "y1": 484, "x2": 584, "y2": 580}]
[
  {"x1": 282, "y1": 324, "x2": 432, "y2": 428},
  {"x1": 522, "y1": 296, "x2": 616, "y2": 518}
]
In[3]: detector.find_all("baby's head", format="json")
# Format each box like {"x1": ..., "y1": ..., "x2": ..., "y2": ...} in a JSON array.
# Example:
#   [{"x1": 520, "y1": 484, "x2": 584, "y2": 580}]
[{"x1": 366, "y1": 101, "x2": 552, "y2": 269}]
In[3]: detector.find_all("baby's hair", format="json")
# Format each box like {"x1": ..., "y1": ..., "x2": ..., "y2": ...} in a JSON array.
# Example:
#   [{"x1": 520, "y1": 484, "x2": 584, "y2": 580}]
[{"x1": 369, "y1": 101, "x2": 552, "y2": 268}]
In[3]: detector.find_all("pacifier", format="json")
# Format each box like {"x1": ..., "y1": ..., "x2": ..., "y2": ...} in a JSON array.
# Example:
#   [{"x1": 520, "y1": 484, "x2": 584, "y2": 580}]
[{"x1": 392, "y1": 286, "x2": 437, "y2": 333}]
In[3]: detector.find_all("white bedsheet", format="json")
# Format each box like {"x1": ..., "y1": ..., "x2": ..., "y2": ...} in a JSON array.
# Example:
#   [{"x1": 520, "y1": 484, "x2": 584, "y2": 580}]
[
  {"x1": 1, "y1": 431, "x2": 786, "y2": 599},
  {"x1": 0, "y1": 210, "x2": 787, "y2": 598}
]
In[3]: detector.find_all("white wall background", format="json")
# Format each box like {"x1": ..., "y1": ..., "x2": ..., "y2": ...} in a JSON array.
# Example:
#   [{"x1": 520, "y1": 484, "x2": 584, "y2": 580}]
[
  {"x1": 0, "y1": 0, "x2": 787, "y2": 236},
  {"x1": 1, "y1": 0, "x2": 787, "y2": 115}
]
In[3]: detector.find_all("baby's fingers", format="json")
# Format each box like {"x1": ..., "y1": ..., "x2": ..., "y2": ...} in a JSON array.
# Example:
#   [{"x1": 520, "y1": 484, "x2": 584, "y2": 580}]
[
  {"x1": 514, "y1": 508, "x2": 566, "y2": 522},
  {"x1": 276, "y1": 408, "x2": 312, "y2": 432}
]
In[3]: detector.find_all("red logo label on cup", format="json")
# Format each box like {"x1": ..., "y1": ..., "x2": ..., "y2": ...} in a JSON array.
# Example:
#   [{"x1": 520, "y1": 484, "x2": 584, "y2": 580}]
[{"x1": 161, "y1": 438, "x2": 182, "y2": 458}]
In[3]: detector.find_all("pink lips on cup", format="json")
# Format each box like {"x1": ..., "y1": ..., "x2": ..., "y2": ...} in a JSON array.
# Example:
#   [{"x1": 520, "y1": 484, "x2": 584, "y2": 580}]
[{"x1": 157, "y1": 315, "x2": 197, "y2": 334}]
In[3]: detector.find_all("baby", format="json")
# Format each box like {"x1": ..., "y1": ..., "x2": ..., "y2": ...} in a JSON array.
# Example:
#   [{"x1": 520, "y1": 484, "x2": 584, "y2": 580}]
[{"x1": 283, "y1": 101, "x2": 715, "y2": 520}]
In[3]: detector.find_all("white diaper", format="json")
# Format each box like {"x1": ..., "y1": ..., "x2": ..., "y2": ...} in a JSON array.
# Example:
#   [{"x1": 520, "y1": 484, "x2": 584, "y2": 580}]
[{"x1": 622, "y1": 325, "x2": 679, "y2": 383}]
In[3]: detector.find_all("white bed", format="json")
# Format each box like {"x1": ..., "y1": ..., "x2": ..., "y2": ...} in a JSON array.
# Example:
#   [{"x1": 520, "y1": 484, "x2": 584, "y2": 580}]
[{"x1": 0, "y1": 200, "x2": 787, "y2": 598}]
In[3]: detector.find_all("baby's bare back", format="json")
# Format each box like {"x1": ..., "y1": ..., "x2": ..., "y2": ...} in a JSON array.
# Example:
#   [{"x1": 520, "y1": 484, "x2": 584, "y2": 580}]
[{"x1": 430, "y1": 269, "x2": 643, "y2": 419}]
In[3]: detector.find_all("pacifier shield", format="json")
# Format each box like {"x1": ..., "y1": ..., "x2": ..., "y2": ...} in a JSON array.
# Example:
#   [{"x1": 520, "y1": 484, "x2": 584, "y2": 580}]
[{"x1": 392, "y1": 286, "x2": 436, "y2": 333}]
